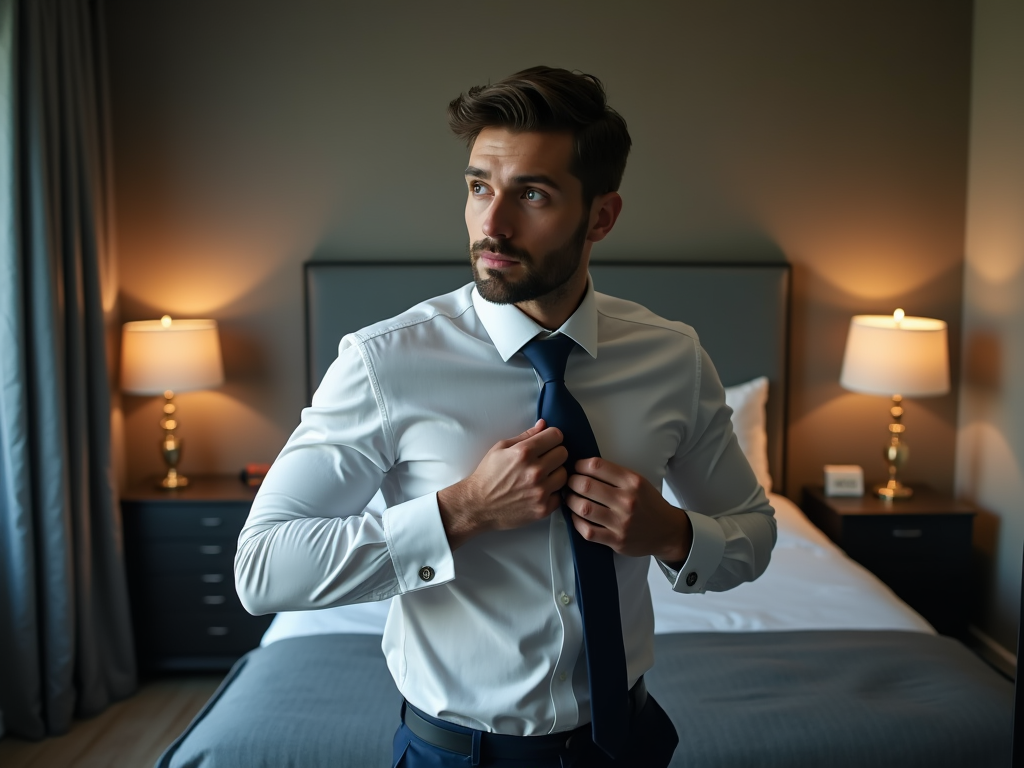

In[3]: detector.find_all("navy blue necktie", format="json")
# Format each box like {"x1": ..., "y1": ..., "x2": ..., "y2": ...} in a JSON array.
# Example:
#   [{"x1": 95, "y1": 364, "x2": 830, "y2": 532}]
[{"x1": 521, "y1": 335, "x2": 628, "y2": 758}]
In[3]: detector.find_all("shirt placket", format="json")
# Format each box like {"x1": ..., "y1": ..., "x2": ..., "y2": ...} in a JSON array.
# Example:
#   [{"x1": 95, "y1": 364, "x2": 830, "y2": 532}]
[{"x1": 547, "y1": 505, "x2": 584, "y2": 731}]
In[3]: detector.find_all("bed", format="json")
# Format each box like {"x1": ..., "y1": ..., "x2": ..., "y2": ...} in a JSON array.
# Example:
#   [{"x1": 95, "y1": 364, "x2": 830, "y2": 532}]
[{"x1": 157, "y1": 261, "x2": 1012, "y2": 767}]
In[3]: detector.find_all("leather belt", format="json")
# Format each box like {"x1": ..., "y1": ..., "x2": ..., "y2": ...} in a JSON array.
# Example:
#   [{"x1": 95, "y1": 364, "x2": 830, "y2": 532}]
[{"x1": 402, "y1": 676, "x2": 648, "y2": 758}]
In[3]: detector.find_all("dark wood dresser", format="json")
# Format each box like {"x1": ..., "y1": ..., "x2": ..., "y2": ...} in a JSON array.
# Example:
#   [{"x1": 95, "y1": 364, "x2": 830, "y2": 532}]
[
  {"x1": 122, "y1": 475, "x2": 273, "y2": 673},
  {"x1": 801, "y1": 485, "x2": 975, "y2": 638}
]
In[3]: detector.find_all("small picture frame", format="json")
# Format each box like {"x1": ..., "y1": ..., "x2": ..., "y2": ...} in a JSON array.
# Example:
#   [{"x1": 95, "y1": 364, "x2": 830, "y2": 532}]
[{"x1": 824, "y1": 465, "x2": 864, "y2": 497}]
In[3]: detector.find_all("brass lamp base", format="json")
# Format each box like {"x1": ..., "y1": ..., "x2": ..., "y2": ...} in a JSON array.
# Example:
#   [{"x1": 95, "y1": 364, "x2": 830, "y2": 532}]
[
  {"x1": 157, "y1": 389, "x2": 188, "y2": 490},
  {"x1": 876, "y1": 480, "x2": 913, "y2": 500},
  {"x1": 878, "y1": 394, "x2": 912, "y2": 501},
  {"x1": 160, "y1": 467, "x2": 189, "y2": 489}
]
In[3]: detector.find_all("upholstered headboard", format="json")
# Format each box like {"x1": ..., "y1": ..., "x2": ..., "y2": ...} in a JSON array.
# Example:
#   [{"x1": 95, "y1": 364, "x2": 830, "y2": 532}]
[{"x1": 304, "y1": 261, "x2": 790, "y2": 489}]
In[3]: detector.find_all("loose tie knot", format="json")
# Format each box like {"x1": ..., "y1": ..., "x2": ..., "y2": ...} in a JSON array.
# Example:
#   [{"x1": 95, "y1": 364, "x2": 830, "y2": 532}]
[{"x1": 520, "y1": 334, "x2": 577, "y2": 384}]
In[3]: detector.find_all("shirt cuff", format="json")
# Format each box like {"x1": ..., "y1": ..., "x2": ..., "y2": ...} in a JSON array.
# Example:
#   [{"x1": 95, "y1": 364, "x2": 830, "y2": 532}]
[
  {"x1": 383, "y1": 492, "x2": 455, "y2": 593},
  {"x1": 657, "y1": 509, "x2": 726, "y2": 593}
]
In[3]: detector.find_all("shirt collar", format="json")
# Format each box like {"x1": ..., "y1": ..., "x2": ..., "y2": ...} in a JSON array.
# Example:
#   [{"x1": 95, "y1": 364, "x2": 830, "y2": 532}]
[{"x1": 472, "y1": 274, "x2": 599, "y2": 362}]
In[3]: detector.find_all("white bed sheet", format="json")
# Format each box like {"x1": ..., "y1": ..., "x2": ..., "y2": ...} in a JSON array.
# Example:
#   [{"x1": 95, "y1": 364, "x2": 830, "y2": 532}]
[{"x1": 260, "y1": 492, "x2": 932, "y2": 647}]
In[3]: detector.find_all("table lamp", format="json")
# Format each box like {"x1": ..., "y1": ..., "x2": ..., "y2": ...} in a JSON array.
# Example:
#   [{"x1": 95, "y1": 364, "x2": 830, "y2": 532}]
[
  {"x1": 839, "y1": 309, "x2": 950, "y2": 500},
  {"x1": 121, "y1": 316, "x2": 224, "y2": 489}
]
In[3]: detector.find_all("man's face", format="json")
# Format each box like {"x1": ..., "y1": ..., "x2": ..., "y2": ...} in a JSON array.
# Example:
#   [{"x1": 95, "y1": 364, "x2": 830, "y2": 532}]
[{"x1": 465, "y1": 128, "x2": 591, "y2": 306}]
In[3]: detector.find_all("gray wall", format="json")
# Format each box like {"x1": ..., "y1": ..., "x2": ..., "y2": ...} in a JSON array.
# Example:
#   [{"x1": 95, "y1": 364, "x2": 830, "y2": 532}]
[
  {"x1": 956, "y1": 0, "x2": 1024, "y2": 654},
  {"x1": 106, "y1": 3, "x2": 971, "y2": 509}
]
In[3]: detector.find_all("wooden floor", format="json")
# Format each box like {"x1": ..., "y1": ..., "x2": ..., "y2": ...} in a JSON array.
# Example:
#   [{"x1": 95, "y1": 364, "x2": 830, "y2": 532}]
[{"x1": 0, "y1": 675, "x2": 223, "y2": 768}]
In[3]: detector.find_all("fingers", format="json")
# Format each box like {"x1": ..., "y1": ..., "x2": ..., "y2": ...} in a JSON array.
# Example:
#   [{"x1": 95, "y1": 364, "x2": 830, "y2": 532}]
[
  {"x1": 565, "y1": 489, "x2": 614, "y2": 530},
  {"x1": 573, "y1": 456, "x2": 635, "y2": 487},
  {"x1": 570, "y1": 510, "x2": 617, "y2": 547},
  {"x1": 521, "y1": 424, "x2": 565, "y2": 456},
  {"x1": 544, "y1": 486, "x2": 565, "y2": 516},
  {"x1": 504, "y1": 419, "x2": 546, "y2": 446},
  {"x1": 566, "y1": 471, "x2": 616, "y2": 508},
  {"x1": 501, "y1": 421, "x2": 564, "y2": 455},
  {"x1": 567, "y1": 457, "x2": 642, "y2": 510},
  {"x1": 564, "y1": 461, "x2": 641, "y2": 539},
  {"x1": 544, "y1": 464, "x2": 568, "y2": 494},
  {"x1": 541, "y1": 444, "x2": 569, "y2": 476}
]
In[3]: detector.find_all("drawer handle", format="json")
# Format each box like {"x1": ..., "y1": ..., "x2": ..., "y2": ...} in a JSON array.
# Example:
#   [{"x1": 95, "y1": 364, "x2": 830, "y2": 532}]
[
  {"x1": 202, "y1": 573, "x2": 225, "y2": 584},
  {"x1": 891, "y1": 529, "x2": 923, "y2": 538},
  {"x1": 207, "y1": 626, "x2": 229, "y2": 636},
  {"x1": 203, "y1": 595, "x2": 227, "y2": 605},
  {"x1": 199, "y1": 545, "x2": 223, "y2": 555},
  {"x1": 200, "y1": 517, "x2": 223, "y2": 527}
]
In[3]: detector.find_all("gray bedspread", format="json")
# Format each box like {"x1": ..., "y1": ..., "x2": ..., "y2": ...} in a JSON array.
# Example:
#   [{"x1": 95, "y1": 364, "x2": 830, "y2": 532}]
[{"x1": 157, "y1": 630, "x2": 1012, "y2": 768}]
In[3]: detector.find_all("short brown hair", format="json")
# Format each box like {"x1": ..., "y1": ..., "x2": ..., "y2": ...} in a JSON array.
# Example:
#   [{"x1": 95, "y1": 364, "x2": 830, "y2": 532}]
[{"x1": 448, "y1": 66, "x2": 631, "y2": 206}]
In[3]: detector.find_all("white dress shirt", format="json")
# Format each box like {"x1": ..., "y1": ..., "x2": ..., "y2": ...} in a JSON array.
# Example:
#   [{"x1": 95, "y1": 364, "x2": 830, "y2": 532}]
[{"x1": 235, "y1": 276, "x2": 776, "y2": 735}]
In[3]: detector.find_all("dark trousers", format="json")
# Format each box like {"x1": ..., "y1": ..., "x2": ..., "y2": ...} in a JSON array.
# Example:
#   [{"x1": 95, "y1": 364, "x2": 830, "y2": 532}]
[{"x1": 392, "y1": 695, "x2": 679, "y2": 768}]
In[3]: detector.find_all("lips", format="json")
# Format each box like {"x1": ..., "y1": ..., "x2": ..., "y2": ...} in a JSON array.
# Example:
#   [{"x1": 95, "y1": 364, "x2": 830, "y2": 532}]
[{"x1": 478, "y1": 252, "x2": 520, "y2": 269}]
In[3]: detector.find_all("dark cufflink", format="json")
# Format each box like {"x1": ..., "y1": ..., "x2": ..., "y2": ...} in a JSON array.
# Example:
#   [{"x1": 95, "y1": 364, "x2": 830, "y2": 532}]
[
  {"x1": 419, "y1": 566, "x2": 435, "y2": 582},
  {"x1": 685, "y1": 572, "x2": 698, "y2": 587}
]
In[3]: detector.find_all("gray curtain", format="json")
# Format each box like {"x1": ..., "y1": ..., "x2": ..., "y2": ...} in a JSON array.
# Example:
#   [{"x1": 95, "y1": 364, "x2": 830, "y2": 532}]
[{"x1": 0, "y1": 0, "x2": 136, "y2": 740}]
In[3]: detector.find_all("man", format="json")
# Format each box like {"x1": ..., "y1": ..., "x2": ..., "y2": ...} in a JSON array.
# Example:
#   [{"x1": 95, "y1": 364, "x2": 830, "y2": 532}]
[{"x1": 235, "y1": 66, "x2": 776, "y2": 767}]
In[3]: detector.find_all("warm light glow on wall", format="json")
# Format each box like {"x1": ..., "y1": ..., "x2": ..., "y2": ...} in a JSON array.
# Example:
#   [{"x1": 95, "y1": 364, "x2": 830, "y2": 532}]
[
  {"x1": 968, "y1": 240, "x2": 1024, "y2": 285},
  {"x1": 120, "y1": 267, "x2": 263, "y2": 317}
]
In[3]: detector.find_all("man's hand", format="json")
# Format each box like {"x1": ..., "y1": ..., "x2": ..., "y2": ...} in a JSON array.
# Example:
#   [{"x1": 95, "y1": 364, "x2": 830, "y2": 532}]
[
  {"x1": 565, "y1": 458, "x2": 693, "y2": 566},
  {"x1": 437, "y1": 420, "x2": 568, "y2": 550}
]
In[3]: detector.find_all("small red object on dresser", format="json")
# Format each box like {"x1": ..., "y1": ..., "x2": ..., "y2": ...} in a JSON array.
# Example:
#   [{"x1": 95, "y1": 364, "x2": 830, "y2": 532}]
[{"x1": 240, "y1": 463, "x2": 271, "y2": 486}]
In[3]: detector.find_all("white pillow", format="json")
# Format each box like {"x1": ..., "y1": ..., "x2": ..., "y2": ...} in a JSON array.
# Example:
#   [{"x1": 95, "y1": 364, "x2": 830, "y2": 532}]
[{"x1": 724, "y1": 376, "x2": 771, "y2": 493}]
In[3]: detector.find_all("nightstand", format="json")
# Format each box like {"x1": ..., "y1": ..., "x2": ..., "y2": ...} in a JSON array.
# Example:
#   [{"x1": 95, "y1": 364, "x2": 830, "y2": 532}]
[
  {"x1": 801, "y1": 485, "x2": 975, "y2": 639},
  {"x1": 122, "y1": 475, "x2": 273, "y2": 672}
]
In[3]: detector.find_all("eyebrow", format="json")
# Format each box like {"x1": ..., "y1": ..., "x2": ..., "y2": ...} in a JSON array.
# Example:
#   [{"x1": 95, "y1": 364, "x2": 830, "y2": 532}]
[{"x1": 464, "y1": 167, "x2": 562, "y2": 191}]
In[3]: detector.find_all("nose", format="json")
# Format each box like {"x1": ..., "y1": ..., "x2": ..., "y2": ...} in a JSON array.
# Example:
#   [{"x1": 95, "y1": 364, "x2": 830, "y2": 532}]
[{"x1": 480, "y1": 193, "x2": 515, "y2": 240}]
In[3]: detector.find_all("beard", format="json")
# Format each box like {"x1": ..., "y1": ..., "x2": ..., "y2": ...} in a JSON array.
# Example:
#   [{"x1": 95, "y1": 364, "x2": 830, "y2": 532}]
[{"x1": 470, "y1": 213, "x2": 590, "y2": 306}]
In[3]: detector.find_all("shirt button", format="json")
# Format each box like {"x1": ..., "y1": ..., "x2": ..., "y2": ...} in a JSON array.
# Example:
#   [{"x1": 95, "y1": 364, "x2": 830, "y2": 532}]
[
  {"x1": 685, "y1": 572, "x2": 698, "y2": 587},
  {"x1": 559, "y1": 672, "x2": 567, "y2": 682},
  {"x1": 559, "y1": 592, "x2": 571, "y2": 605},
  {"x1": 419, "y1": 566, "x2": 435, "y2": 582}
]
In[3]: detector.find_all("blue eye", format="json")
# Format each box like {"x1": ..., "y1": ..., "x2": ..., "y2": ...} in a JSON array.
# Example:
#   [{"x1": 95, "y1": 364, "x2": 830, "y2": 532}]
[
  {"x1": 472, "y1": 183, "x2": 485, "y2": 195},
  {"x1": 524, "y1": 189, "x2": 544, "y2": 201}
]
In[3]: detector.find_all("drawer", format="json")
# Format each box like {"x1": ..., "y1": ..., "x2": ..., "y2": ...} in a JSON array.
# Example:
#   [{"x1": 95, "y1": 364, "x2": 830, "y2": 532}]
[
  {"x1": 146, "y1": 574, "x2": 247, "y2": 615},
  {"x1": 862, "y1": 561, "x2": 970, "y2": 599},
  {"x1": 145, "y1": 612, "x2": 273, "y2": 656},
  {"x1": 125, "y1": 503, "x2": 250, "y2": 540},
  {"x1": 139, "y1": 540, "x2": 237, "y2": 574},
  {"x1": 840, "y1": 516, "x2": 972, "y2": 562},
  {"x1": 897, "y1": 593, "x2": 968, "y2": 635}
]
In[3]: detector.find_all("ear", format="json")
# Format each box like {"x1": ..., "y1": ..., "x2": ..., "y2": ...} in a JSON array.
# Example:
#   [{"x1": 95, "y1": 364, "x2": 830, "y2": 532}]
[{"x1": 585, "y1": 192, "x2": 623, "y2": 243}]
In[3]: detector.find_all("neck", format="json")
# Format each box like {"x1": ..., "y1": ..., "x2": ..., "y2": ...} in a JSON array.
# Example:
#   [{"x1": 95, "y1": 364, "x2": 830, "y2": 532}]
[
  {"x1": 515, "y1": 275, "x2": 587, "y2": 330},
  {"x1": 514, "y1": 256, "x2": 591, "y2": 330}
]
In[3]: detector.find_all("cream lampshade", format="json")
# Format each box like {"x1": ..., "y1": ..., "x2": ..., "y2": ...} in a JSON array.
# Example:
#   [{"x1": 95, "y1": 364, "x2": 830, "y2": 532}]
[
  {"x1": 121, "y1": 316, "x2": 224, "y2": 489},
  {"x1": 839, "y1": 309, "x2": 950, "y2": 500}
]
